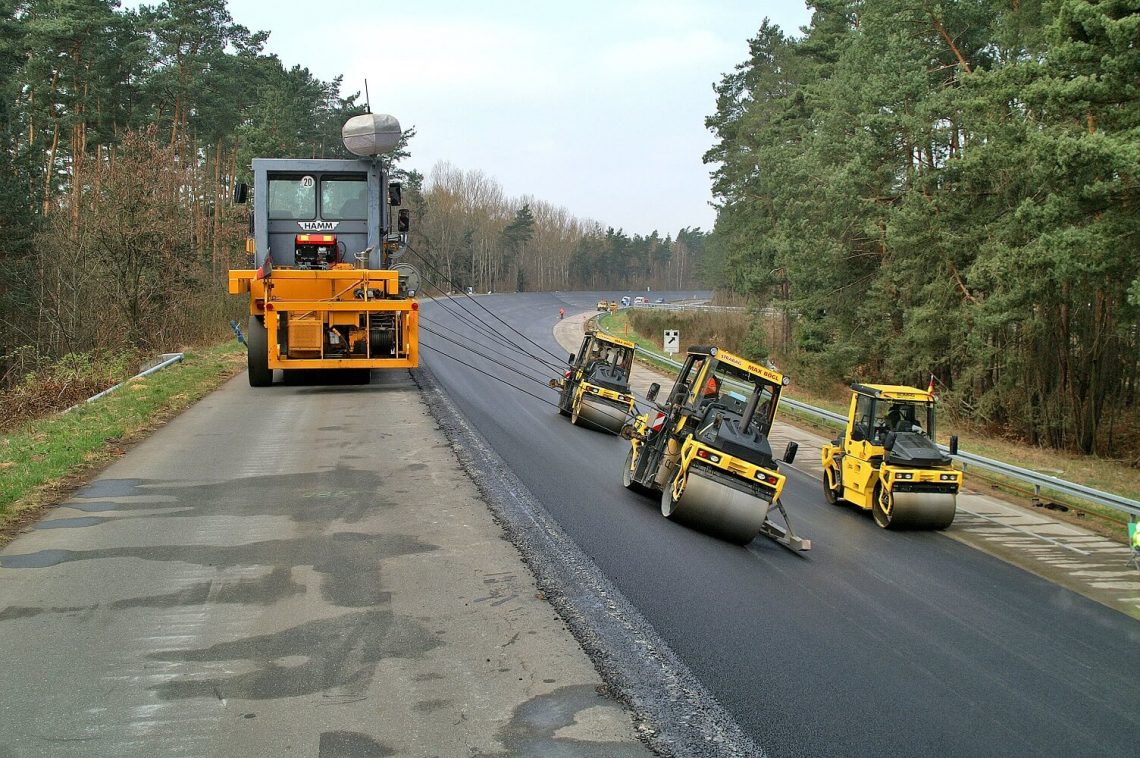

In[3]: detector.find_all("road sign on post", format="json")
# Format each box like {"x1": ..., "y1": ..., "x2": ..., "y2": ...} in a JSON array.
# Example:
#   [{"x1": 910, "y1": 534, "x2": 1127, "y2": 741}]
[{"x1": 663, "y1": 330, "x2": 680, "y2": 354}]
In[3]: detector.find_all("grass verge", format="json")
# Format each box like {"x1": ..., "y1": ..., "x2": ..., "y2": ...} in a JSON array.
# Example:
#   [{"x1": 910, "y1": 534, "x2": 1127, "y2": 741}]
[{"x1": 0, "y1": 340, "x2": 246, "y2": 543}]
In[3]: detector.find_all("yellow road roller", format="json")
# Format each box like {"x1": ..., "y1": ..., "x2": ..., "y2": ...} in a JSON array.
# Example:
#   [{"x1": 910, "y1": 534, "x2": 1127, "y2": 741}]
[
  {"x1": 550, "y1": 331, "x2": 637, "y2": 434},
  {"x1": 821, "y1": 384, "x2": 962, "y2": 529},
  {"x1": 620, "y1": 346, "x2": 809, "y2": 548}
]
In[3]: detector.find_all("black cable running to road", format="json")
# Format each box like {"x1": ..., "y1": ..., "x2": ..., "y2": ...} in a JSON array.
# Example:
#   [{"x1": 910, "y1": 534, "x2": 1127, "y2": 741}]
[
  {"x1": 419, "y1": 343, "x2": 564, "y2": 410},
  {"x1": 411, "y1": 275, "x2": 647, "y2": 429},
  {"x1": 405, "y1": 243, "x2": 569, "y2": 366},
  {"x1": 412, "y1": 278, "x2": 564, "y2": 371},
  {"x1": 420, "y1": 342, "x2": 640, "y2": 435},
  {"x1": 419, "y1": 321, "x2": 652, "y2": 430},
  {"x1": 420, "y1": 283, "x2": 524, "y2": 354},
  {"x1": 417, "y1": 289, "x2": 658, "y2": 425},
  {"x1": 420, "y1": 315, "x2": 562, "y2": 379},
  {"x1": 418, "y1": 289, "x2": 652, "y2": 423},
  {"x1": 419, "y1": 277, "x2": 566, "y2": 371},
  {"x1": 418, "y1": 282, "x2": 565, "y2": 372},
  {"x1": 401, "y1": 244, "x2": 651, "y2": 432},
  {"x1": 420, "y1": 325, "x2": 555, "y2": 389}
]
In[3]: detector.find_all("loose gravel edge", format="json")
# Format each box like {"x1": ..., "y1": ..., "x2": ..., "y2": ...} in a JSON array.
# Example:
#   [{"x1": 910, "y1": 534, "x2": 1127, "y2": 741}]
[{"x1": 412, "y1": 363, "x2": 767, "y2": 758}]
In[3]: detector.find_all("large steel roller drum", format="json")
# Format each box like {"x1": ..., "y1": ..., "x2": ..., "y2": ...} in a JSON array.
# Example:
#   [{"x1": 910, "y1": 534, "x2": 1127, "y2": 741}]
[
  {"x1": 876, "y1": 490, "x2": 956, "y2": 530},
  {"x1": 572, "y1": 395, "x2": 628, "y2": 434},
  {"x1": 662, "y1": 470, "x2": 772, "y2": 544}
]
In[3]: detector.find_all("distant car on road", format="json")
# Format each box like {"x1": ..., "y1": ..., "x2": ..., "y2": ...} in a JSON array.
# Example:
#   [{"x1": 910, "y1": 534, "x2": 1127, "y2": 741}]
[
  {"x1": 620, "y1": 296, "x2": 631, "y2": 307},
  {"x1": 633, "y1": 296, "x2": 648, "y2": 306},
  {"x1": 655, "y1": 297, "x2": 664, "y2": 303},
  {"x1": 597, "y1": 299, "x2": 608, "y2": 311}
]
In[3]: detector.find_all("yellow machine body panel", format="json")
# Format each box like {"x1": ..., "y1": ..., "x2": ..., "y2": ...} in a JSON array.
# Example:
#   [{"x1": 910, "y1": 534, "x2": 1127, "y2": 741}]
[
  {"x1": 594, "y1": 332, "x2": 636, "y2": 350},
  {"x1": 287, "y1": 316, "x2": 324, "y2": 356},
  {"x1": 230, "y1": 152, "x2": 420, "y2": 386},
  {"x1": 554, "y1": 330, "x2": 637, "y2": 434},
  {"x1": 573, "y1": 382, "x2": 634, "y2": 410},
  {"x1": 671, "y1": 437, "x2": 785, "y2": 505},
  {"x1": 621, "y1": 346, "x2": 808, "y2": 549},
  {"x1": 229, "y1": 267, "x2": 401, "y2": 305},
  {"x1": 230, "y1": 268, "x2": 419, "y2": 370},
  {"x1": 821, "y1": 383, "x2": 961, "y2": 529}
]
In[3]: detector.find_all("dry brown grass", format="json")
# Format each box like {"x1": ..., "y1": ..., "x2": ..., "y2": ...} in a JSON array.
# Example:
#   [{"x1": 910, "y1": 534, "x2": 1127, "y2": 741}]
[
  {"x1": 0, "y1": 350, "x2": 140, "y2": 431},
  {"x1": 626, "y1": 309, "x2": 752, "y2": 355}
]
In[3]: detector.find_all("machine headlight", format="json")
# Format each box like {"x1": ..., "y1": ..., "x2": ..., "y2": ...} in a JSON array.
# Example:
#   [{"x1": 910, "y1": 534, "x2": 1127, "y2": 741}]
[
  {"x1": 696, "y1": 449, "x2": 721, "y2": 464},
  {"x1": 897, "y1": 472, "x2": 913, "y2": 480},
  {"x1": 940, "y1": 473, "x2": 956, "y2": 481}
]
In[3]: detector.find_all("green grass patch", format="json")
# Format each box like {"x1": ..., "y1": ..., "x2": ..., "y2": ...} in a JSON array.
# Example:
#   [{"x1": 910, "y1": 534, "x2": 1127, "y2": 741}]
[
  {"x1": 596, "y1": 311, "x2": 686, "y2": 374},
  {"x1": 0, "y1": 341, "x2": 245, "y2": 534},
  {"x1": 623, "y1": 308, "x2": 752, "y2": 355}
]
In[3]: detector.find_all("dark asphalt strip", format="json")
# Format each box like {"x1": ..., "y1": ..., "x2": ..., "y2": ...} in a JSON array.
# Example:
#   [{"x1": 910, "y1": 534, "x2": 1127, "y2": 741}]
[{"x1": 412, "y1": 361, "x2": 768, "y2": 758}]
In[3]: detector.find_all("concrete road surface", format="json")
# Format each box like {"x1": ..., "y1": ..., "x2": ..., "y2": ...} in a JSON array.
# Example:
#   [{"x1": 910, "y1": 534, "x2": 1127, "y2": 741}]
[{"x1": 0, "y1": 370, "x2": 651, "y2": 757}]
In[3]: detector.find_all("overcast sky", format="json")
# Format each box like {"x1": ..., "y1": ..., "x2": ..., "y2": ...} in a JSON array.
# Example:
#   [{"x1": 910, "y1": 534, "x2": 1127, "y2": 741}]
[{"x1": 213, "y1": 1, "x2": 813, "y2": 234}]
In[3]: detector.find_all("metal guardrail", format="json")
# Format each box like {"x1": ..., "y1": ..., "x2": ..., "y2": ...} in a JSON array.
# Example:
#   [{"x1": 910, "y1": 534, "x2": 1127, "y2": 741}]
[
  {"x1": 653, "y1": 304, "x2": 747, "y2": 312},
  {"x1": 63, "y1": 353, "x2": 185, "y2": 413},
  {"x1": 950, "y1": 452, "x2": 1140, "y2": 518},
  {"x1": 627, "y1": 302, "x2": 749, "y2": 313},
  {"x1": 626, "y1": 344, "x2": 1140, "y2": 519}
]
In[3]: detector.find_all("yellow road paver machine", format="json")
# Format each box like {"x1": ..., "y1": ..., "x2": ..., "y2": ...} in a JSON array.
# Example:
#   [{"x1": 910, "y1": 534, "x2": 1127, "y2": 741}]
[
  {"x1": 229, "y1": 114, "x2": 419, "y2": 386},
  {"x1": 551, "y1": 331, "x2": 637, "y2": 434},
  {"x1": 621, "y1": 346, "x2": 809, "y2": 548},
  {"x1": 821, "y1": 384, "x2": 961, "y2": 529}
]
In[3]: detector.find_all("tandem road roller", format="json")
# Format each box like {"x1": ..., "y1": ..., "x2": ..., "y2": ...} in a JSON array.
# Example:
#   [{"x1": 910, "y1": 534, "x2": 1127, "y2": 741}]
[
  {"x1": 620, "y1": 346, "x2": 810, "y2": 548},
  {"x1": 229, "y1": 113, "x2": 420, "y2": 386},
  {"x1": 550, "y1": 331, "x2": 637, "y2": 434},
  {"x1": 821, "y1": 384, "x2": 962, "y2": 529}
]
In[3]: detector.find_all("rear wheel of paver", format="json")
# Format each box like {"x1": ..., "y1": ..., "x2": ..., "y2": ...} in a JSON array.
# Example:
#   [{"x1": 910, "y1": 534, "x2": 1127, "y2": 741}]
[{"x1": 247, "y1": 316, "x2": 272, "y2": 387}]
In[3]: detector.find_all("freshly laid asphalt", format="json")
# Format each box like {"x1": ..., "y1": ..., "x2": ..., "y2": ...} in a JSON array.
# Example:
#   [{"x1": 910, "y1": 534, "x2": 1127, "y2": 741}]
[{"x1": 419, "y1": 291, "x2": 1140, "y2": 758}]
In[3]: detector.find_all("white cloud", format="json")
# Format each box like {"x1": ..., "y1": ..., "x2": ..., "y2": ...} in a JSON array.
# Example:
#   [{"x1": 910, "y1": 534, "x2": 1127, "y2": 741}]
[
  {"x1": 620, "y1": 0, "x2": 708, "y2": 29},
  {"x1": 216, "y1": 0, "x2": 813, "y2": 233},
  {"x1": 593, "y1": 30, "x2": 738, "y2": 76},
  {"x1": 343, "y1": 19, "x2": 570, "y2": 99}
]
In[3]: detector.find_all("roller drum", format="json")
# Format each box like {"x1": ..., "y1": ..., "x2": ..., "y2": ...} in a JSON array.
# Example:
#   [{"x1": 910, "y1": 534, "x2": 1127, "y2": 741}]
[
  {"x1": 574, "y1": 395, "x2": 628, "y2": 434},
  {"x1": 882, "y1": 490, "x2": 956, "y2": 530},
  {"x1": 662, "y1": 469, "x2": 772, "y2": 545}
]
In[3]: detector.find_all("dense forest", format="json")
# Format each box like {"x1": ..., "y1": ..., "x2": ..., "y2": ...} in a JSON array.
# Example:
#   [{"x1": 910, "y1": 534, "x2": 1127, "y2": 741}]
[
  {"x1": 0, "y1": 0, "x2": 367, "y2": 382},
  {"x1": 401, "y1": 163, "x2": 707, "y2": 295},
  {"x1": 705, "y1": 0, "x2": 1138, "y2": 457},
  {"x1": 4, "y1": 0, "x2": 1133, "y2": 460},
  {"x1": 0, "y1": 0, "x2": 705, "y2": 392}
]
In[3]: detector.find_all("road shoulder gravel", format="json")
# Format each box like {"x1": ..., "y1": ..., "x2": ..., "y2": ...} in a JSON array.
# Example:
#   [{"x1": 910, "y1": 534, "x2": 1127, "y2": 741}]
[{"x1": 414, "y1": 362, "x2": 768, "y2": 758}]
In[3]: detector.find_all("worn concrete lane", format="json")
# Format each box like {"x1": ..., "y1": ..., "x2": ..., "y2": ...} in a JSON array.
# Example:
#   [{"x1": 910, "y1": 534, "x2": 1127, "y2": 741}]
[{"x1": 0, "y1": 370, "x2": 651, "y2": 756}]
